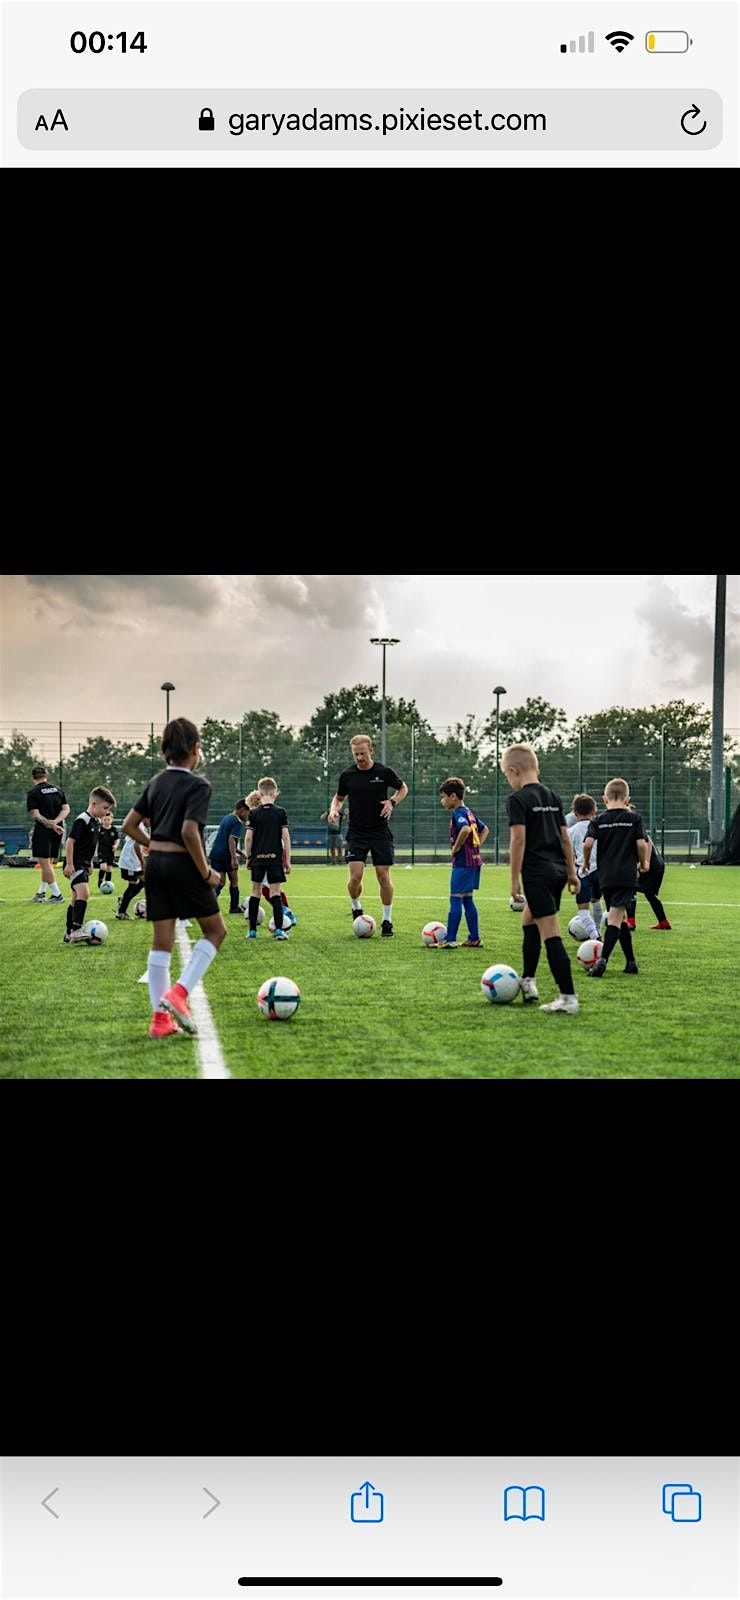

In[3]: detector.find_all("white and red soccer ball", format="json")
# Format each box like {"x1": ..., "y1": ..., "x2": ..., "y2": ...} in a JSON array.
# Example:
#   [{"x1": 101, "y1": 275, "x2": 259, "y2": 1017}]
[
  {"x1": 577, "y1": 939, "x2": 604, "y2": 969},
  {"x1": 422, "y1": 920, "x2": 447, "y2": 947},
  {"x1": 352, "y1": 914, "x2": 376, "y2": 938}
]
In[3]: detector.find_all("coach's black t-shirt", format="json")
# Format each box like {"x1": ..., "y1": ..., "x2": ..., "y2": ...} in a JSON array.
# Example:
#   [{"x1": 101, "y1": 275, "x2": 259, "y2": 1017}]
[
  {"x1": 247, "y1": 804, "x2": 288, "y2": 862},
  {"x1": 26, "y1": 783, "x2": 67, "y2": 823},
  {"x1": 506, "y1": 782, "x2": 567, "y2": 874},
  {"x1": 586, "y1": 808, "x2": 646, "y2": 886},
  {"x1": 337, "y1": 763, "x2": 404, "y2": 832},
  {"x1": 132, "y1": 767, "x2": 212, "y2": 846},
  {"x1": 70, "y1": 810, "x2": 100, "y2": 867}
]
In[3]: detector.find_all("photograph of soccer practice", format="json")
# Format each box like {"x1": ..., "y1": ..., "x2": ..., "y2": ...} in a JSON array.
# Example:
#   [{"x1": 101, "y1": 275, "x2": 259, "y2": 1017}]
[{"x1": 0, "y1": 572, "x2": 737, "y2": 1080}]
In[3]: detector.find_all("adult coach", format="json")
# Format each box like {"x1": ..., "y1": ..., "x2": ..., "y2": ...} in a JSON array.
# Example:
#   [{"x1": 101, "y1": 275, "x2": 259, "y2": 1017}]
[
  {"x1": 328, "y1": 733, "x2": 408, "y2": 936},
  {"x1": 26, "y1": 763, "x2": 69, "y2": 903}
]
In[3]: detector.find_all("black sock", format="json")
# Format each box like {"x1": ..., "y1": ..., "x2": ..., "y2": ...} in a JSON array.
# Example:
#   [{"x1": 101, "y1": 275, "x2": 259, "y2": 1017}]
[
  {"x1": 66, "y1": 904, "x2": 74, "y2": 934},
  {"x1": 229, "y1": 884, "x2": 240, "y2": 912},
  {"x1": 97, "y1": 871, "x2": 104, "y2": 889},
  {"x1": 647, "y1": 892, "x2": 667, "y2": 921},
  {"x1": 523, "y1": 924, "x2": 542, "y2": 978},
  {"x1": 602, "y1": 924, "x2": 621, "y2": 965},
  {"x1": 120, "y1": 881, "x2": 140, "y2": 914},
  {"x1": 272, "y1": 897, "x2": 284, "y2": 929},
  {"x1": 545, "y1": 935, "x2": 574, "y2": 996},
  {"x1": 73, "y1": 899, "x2": 86, "y2": 929},
  {"x1": 248, "y1": 895, "x2": 260, "y2": 930},
  {"x1": 619, "y1": 925, "x2": 635, "y2": 963}
]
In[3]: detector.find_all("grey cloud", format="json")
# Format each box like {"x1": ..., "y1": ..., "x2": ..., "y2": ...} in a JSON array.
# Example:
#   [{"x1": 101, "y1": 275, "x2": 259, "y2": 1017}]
[
  {"x1": 637, "y1": 580, "x2": 739, "y2": 690},
  {"x1": 23, "y1": 573, "x2": 218, "y2": 615},
  {"x1": 248, "y1": 574, "x2": 384, "y2": 630}
]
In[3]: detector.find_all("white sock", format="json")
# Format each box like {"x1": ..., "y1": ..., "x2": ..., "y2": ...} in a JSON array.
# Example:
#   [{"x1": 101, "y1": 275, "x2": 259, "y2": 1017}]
[
  {"x1": 382, "y1": 904, "x2": 392, "y2": 923},
  {"x1": 592, "y1": 901, "x2": 603, "y2": 922},
  {"x1": 584, "y1": 914, "x2": 599, "y2": 940},
  {"x1": 351, "y1": 897, "x2": 362, "y2": 910},
  {"x1": 50, "y1": 885, "x2": 63, "y2": 898},
  {"x1": 147, "y1": 949, "x2": 171, "y2": 1012},
  {"x1": 179, "y1": 938, "x2": 217, "y2": 994}
]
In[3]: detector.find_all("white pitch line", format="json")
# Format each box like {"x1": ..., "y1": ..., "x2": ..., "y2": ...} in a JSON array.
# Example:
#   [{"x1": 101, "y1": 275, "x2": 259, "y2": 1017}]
[
  {"x1": 267, "y1": 896, "x2": 740, "y2": 909},
  {"x1": 174, "y1": 923, "x2": 230, "y2": 1080}
]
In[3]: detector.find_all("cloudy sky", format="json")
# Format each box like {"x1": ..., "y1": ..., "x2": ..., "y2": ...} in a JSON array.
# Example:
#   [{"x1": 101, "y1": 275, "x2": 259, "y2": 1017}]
[{"x1": 1, "y1": 573, "x2": 738, "y2": 732}]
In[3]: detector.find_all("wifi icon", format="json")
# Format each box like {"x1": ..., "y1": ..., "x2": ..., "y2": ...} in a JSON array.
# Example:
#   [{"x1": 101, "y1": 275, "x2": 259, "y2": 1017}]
[{"x1": 606, "y1": 29, "x2": 635, "y2": 49}]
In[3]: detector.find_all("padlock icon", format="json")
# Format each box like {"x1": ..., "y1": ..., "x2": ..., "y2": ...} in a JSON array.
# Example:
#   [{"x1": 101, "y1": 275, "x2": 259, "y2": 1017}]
[{"x1": 198, "y1": 107, "x2": 215, "y2": 131}]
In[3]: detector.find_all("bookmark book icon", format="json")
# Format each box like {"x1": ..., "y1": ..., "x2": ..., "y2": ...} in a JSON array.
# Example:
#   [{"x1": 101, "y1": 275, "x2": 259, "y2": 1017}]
[{"x1": 504, "y1": 1485, "x2": 546, "y2": 1521}]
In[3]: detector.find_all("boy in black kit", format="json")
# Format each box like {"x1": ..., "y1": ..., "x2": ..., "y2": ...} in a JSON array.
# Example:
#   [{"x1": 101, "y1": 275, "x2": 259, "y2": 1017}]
[
  {"x1": 502, "y1": 743, "x2": 580, "y2": 1015},
  {"x1": 63, "y1": 785, "x2": 116, "y2": 943},
  {"x1": 245, "y1": 777, "x2": 292, "y2": 941},
  {"x1": 582, "y1": 778, "x2": 651, "y2": 978},
  {"x1": 96, "y1": 810, "x2": 119, "y2": 890}
]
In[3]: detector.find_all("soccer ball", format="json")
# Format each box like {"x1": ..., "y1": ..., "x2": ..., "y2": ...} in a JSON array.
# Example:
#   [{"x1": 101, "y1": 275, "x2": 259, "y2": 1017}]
[
  {"x1": 86, "y1": 919, "x2": 108, "y2": 943},
  {"x1": 100, "y1": 881, "x2": 113, "y2": 895},
  {"x1": 509, "y1": 895, "x2": 526, "y2": 912},
  {"x1": 577, "y1": 939, "x2": 604, "y2": 969},
  {"x1": 569, "y1": 914, "x2": 592, "y2": 941},
  {"x1": 352, "y1": 914, "x2": 376, "y2": 938},
  {"x1": 256, "y1": 975, "x2": 301, "y2": 1020},
  {"x1": 422, "y1": 920, "x2": 447, "y2": 947},
  {"x1": 242, "y1": 899, "x2": 265, "y2": 925},
  {"x1": 135, "y1": 900, "x2": 147, "y2": 919},
  {"x1": 269, "y1": 914, "x2": 291, "y2": 932},
  {"x1": 481, "y1": 964, "x2": 520, "y2": 1004}
]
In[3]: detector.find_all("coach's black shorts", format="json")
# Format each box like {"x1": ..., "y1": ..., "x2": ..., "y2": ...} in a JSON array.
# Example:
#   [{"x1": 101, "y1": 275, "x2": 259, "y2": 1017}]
[
  {"x1": 522, "y1": 867, "x2": 567, "y2": 919},
  {"x1": 32, "y1": 825, "x2": 61, "y2": 860},
  {"x1": 145, "y1": 849, "x2": 220, "y2": 921},
  {"x1": 248, "y1": 854, "x2": 285, "y2": 885},
  {"x1": 345, "y1": 827, "x2": 394, "y2": 867},
  {"x1": 603, "y1": 885, "x2": 637, "y2": 909}
]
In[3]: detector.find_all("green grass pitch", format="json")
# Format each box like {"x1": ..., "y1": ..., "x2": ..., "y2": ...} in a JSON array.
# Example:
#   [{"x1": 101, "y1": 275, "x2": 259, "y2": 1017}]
[{"x1": 1, "y1": 864, "x2": 738, "y2": 1078}]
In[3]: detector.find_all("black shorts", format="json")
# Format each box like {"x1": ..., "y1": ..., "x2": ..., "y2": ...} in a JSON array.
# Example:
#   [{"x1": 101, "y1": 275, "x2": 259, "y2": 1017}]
[
  {"x1": 345, "y1": 828, "x2": 394, "y2": 867},
  {"x1": 145, "y1": 850, "x2": 220, "y2": 922},
  {"x1": 97, "y1": 853, "x2": 115, "y2": 867},
  {"x1": 70, "y1": 865, "x2": 91, "y2": 888},
  {"x1": 603, "y1": 886, "x2": 636, "y2": 909},
  {"x1": 522, "y1": 867, "x2": 567, "y2": 919},
  {"x1": 249, "y1": 856, "x2": 285, "y2": 885},
  {"x1": 637, "y1": 862, "x2": 665, "y2": 895},
  {"x1": 32, "y1": 826, "x2": 61, "y2": 860},
  {"x1": 120, "y1": 867, "x2": 144, "y2": 883}
]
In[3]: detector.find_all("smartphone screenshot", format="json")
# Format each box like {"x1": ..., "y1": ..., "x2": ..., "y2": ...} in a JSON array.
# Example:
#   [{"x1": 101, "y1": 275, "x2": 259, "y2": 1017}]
[
  {"x1": 1, "y1": 1457, "x2": 738, "y2": 1598},
  {"x1": 1, "y1": 0, "x2": 737, "y2": 164}
]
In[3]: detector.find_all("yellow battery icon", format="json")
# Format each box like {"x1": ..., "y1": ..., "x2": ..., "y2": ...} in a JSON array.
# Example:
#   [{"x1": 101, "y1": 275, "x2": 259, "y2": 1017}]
[{"x1": 645, "y1": 30, "x2": 692, "y2": 50}]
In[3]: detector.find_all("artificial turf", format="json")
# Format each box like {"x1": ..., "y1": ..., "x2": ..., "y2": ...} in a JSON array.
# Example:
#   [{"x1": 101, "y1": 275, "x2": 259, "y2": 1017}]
[{"x1": 1, "y1": 864, "x2": 738, "y2": 1079}]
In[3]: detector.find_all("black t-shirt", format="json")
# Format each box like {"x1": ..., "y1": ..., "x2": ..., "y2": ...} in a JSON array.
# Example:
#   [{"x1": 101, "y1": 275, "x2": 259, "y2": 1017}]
[
  {"x1": 27, "y1": 783, "x2": 67, "y2": 824},
  {"x1": 132, "y1": 767, "x2": 212, "y2": 846},
  {"x1": 70, "y1": 810, "x2": 100, "y2": 867},
  {"x1": 337, "y1": 763, "x2": 404, "y2": 832},
  {"x1": 587, "y1": 808, "x2": 646, "y2": 886},
  {"x1": 247, "y1": 804, "x2": 288, "y2": 862},
  {"x1": 506, "y1": 782, "x2": 567, "y2": 874},
  {"x1": 97, "y1": 825, "x2": 119, "y2": 859}
]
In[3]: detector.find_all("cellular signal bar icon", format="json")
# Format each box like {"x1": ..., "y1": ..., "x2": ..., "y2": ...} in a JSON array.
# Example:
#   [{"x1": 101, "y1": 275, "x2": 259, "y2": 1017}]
[{"x1": 560, "y1": 30, "x2": 595, "y2": 51}]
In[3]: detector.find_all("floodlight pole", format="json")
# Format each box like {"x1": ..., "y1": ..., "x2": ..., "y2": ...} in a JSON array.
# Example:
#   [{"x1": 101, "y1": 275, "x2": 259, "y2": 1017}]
[
  {"x1": 710, "y1": 575, "x2": 727, "y2": 852},
  {"x1": 161, "y1": 681, "x2": 175, "y2": 724},
  {"x1": 370, "y1": 638, "x2": 400, "y2": 765},
  {"x1": 493, "y1": 687, "x2": 507, "y2": 866}
]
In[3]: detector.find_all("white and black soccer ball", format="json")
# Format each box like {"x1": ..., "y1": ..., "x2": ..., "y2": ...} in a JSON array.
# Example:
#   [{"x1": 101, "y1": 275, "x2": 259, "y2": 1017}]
[
  {"x1": 257, "y1": 975, "x2": 301, "y2": 1020},
  {"x1": 135, "y1": 900, "x2": 147, "y2": 919},
  {"x1": 352, "y1": 914, "x2": 376, "y2": 938},
  {"x1": 422, "y1": 920, "x2": 447, "y2": 947},
  {"x1": 86, "y1": 919, "x2": 108, "y2": 944},
  {"x1": 509, "y1": 894, "x2": 526, "y2": 912},
  {"x1": 481, "y1": 964, "x2": 519, "y2": 1004},
  {"x1": 242, "y1": 901, "x2": 265, "y2": 924},
  {"x1": 569, "y1": 914, "x2": 592, "y2": 941},
  {"x1": 100, "y1": 881, "x2": 114, "y2": 895}
]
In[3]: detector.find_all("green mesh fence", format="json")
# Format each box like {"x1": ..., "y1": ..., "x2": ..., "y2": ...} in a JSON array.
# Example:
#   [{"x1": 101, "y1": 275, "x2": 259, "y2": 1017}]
[{"x1": 1, "y1": 720, "x2": 737, "y2": 861}]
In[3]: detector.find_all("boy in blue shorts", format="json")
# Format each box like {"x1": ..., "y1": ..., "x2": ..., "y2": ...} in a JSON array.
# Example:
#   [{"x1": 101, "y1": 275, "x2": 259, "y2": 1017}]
[
  {"x1": 437, "y1": 778, "x2": 489, "y2": 948},
  {"x1": 209, "y1": 799, "x2": 249, "y2": 913}
]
